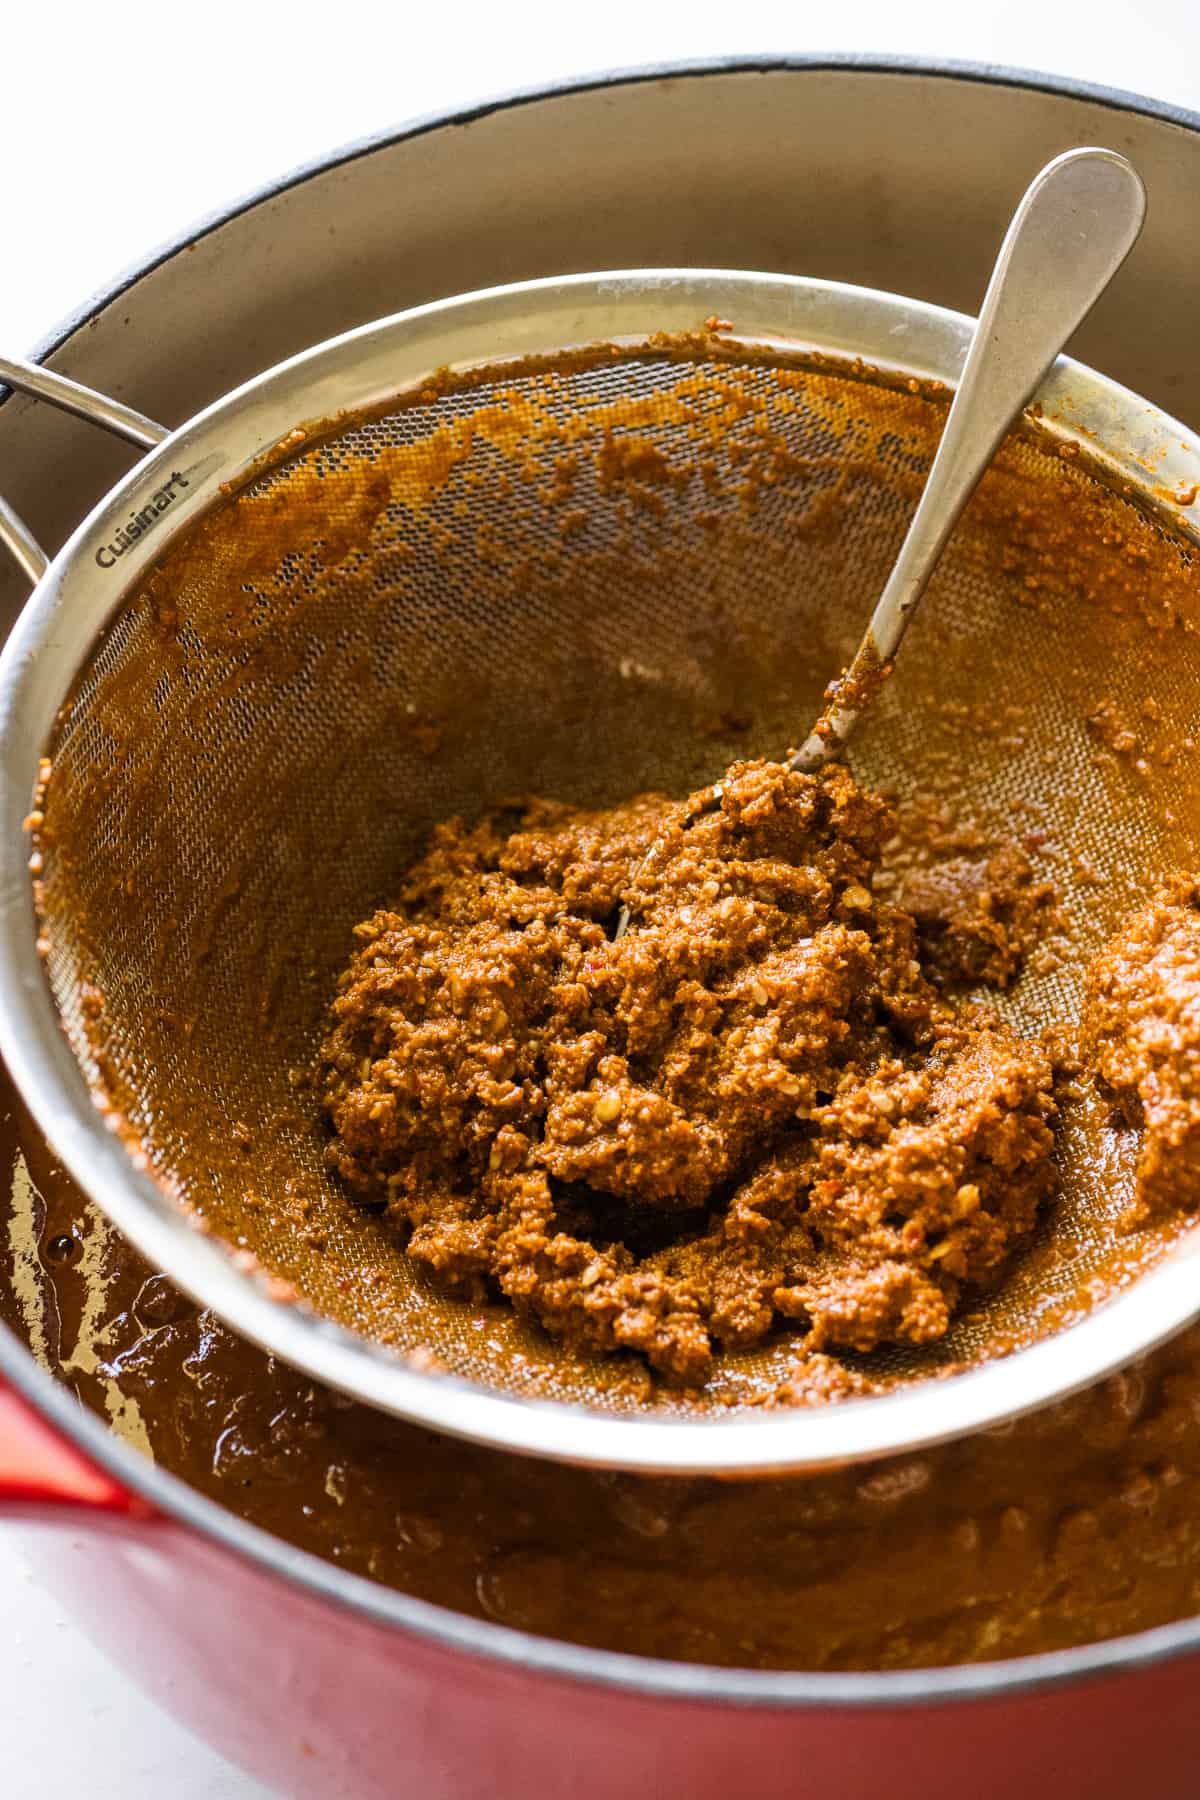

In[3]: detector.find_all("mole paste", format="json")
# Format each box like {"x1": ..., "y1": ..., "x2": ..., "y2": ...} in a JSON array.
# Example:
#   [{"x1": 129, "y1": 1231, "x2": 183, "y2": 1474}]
[
  {"x1": 1084, "y1": 876, "x2": 1200, "y2": 1223},
  {"x1": 322, "y1": 760, "x2": 1057, "y2": 1384}
]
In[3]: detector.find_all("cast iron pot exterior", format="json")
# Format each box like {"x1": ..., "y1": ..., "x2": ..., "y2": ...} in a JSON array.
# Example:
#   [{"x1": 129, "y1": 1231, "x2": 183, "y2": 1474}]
[{"x1": 4, "y1": 57, "x2": 1200, "y2": 1798}]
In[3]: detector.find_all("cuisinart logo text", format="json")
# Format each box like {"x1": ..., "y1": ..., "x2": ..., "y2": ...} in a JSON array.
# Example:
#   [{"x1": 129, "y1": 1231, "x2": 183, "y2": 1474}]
[{"x1": 94, "y1": 469, "x2": 189, "y2": 568}]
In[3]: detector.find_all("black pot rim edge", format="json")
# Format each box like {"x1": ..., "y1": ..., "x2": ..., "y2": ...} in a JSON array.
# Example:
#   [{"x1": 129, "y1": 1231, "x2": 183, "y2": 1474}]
[{"x1": 5, "y1": 51, "x2": 1200, "y2": 1716}]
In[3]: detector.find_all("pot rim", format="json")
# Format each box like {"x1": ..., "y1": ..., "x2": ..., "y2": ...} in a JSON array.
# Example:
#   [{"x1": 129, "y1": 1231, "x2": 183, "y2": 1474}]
[
  {"x1": 13, "y1": 52, "x2": 1200, "y2": 378},
  {"x1": 6, "y1": 50, "x2": 1200, "y2": 1710}
]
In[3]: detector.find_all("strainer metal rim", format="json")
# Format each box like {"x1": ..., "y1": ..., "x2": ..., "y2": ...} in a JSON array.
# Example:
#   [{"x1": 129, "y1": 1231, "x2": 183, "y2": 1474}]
[{"x1": 2, "y1": 267, "x2": 1199, "y2": 1474}]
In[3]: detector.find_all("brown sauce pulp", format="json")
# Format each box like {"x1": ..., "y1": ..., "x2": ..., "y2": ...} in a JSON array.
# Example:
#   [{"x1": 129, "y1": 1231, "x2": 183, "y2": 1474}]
[{"x1": 321, "y1": 759, "x2": 1057, "y2": 1393}]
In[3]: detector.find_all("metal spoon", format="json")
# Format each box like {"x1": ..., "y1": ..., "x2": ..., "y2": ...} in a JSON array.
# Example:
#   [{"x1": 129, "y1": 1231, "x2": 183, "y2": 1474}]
[
  {"x1": 792, "y1": 145, "x2": 1146, "y2": 769},
  {"x1": 613, "y1": 146, "x2": 1146, "y2": 941}
]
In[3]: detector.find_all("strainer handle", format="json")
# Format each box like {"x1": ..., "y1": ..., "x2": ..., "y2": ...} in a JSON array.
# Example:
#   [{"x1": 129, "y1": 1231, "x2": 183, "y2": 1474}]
[
  {"x1": 793, "y1": 145, "x2": 1147, "y2": 770},
  {"x1": 0, "y1": 354, "x2": 169, "y2": 585}
]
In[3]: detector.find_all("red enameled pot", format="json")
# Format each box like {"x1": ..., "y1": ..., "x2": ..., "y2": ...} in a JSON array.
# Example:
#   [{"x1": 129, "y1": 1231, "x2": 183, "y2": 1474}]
[
  {"x1": 5, "y1": 1366, "x2": 1200, "y2": 1800},
  {"x1": 5, "y1": 58, "x2": 1200, "y2": 1797}
]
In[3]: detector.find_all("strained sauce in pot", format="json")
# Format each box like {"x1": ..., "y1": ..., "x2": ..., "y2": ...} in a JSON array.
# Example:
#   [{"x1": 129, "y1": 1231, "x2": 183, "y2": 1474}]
[{"x1": 6, "y1": 1059, "x2": 1200, "y2": 1674}]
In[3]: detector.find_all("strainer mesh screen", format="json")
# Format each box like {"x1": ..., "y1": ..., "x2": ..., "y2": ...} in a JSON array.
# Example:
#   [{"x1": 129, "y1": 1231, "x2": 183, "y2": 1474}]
[{"x1": 35, "y1": 345, "x2": 1200, "y2": 1411}]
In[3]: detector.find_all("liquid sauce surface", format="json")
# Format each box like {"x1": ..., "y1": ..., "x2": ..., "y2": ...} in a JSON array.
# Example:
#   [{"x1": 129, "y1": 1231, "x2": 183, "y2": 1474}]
[{"x1": 7, "y1": 1070, "x2": 1200, "y2": 1673}]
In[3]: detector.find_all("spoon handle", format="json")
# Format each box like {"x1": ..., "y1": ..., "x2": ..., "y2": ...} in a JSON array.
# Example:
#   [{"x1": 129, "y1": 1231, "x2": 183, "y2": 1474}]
[{"x1": 792, "y1": 145, "x2": 1147, "y2": 772}]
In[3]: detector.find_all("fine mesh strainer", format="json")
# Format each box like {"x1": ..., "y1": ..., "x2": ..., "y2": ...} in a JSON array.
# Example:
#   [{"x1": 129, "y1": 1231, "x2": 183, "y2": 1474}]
[{"x1": 3, "y1": 256, "x2": 1200, "y2": 1475}]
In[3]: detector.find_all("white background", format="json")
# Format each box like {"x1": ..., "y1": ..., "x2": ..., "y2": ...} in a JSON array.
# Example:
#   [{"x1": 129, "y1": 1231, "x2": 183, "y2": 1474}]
[{"x1": 1, "y1": 1, "x2": 1198, "y2": 1793}]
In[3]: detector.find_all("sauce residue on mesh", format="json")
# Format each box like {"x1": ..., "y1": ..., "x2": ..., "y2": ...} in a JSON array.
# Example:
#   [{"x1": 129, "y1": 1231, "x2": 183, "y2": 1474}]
[{"x1": 1084, "y1": 877, "x2": 1200, "y2": 1224}]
